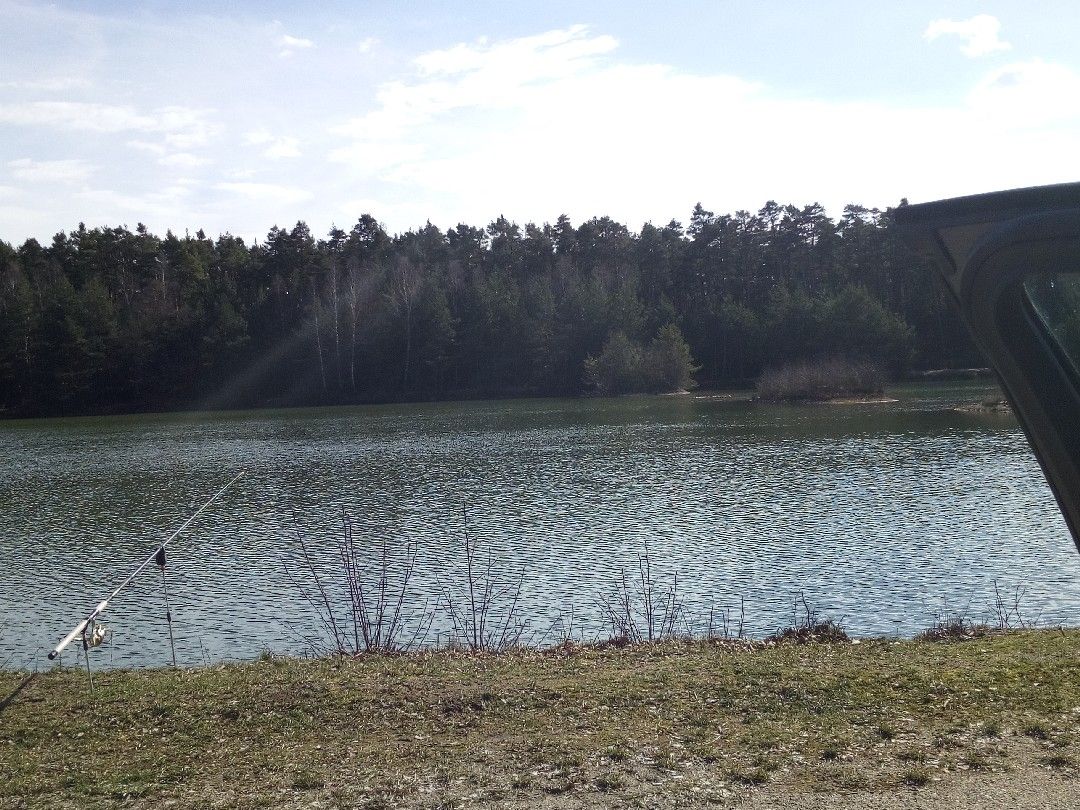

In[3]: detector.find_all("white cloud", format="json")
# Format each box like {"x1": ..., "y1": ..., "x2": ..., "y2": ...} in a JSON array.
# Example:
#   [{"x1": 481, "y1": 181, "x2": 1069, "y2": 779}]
[
  {"x1": 264, "y1": 140, "x2": 301, "y2": 159},
  {"x1": 129, "y1": 141, "x2": 212, "y2": 167},
  {"x1": 924, "y1": 14, "x2": 1012, "y2": 58},
  {"x1": 357, "y1": 37, "x2": 378, "y2": 54},
  {"x1": 78, "y1": 185, "x2": 191, "y2": 210},
  {"x1": 968, "y1": 60, "x2": 1080, "y2": 126},
  {"x1": 0, "y1": 101, "x2": 157, "y2": 132},
  {"x1": 127, "y1": 139, "x2": 167, "y2": 155},
  {"x1": 0, "y1": 102, "x2": 220, "y2": 150},
  {"x1": 215, "y1": 182, "x2": 313, "y2": 204},
  {"x1": 159, "y1": 152, "x2": 211, "y2": 168},
  {"x1": 280, "y1": 34, "x2": 314, "y2": 49},
  {"x1": 327, "y1": 26, "x2": 756, "y2": 190},
  {"x1": 3, "y1": 15, "x2": 1079, "y2": 245},
  {"x1": 244, "y1": 130, "x2": 302, "y2": 159},
  {"x1": 323, "y1": 25, "x2": 1080, "y2": 233},
  {"x1": 8, "y1": 158, "x2": 95, "y2": 184},
  {"x1": 279, "y1": 33, "x2": 314, "y2": 58},
  {"x1": 72, "y1": 185, "x2": 199, "y2": 228},
  {"x1": 414, "y1": 24, "x2": 615, "y2": 77},
  {"x1": 328, "y1": 141, "x2": 425, "y2": 173},
  {"x1": 156, "y1": 106, "x2": 221, "y2": 149},
  {"x1": 0, "y1": 76, "x2": 91, "y2": 91},
  {"x1": 332, "y1": 25, "x2": 619, "y2": 143}
]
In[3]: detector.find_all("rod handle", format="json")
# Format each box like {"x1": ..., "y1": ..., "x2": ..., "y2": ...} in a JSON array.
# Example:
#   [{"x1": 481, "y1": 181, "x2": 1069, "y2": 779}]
[{"x1": 48, "y1": 600, "x2": 109, "y2": 659}]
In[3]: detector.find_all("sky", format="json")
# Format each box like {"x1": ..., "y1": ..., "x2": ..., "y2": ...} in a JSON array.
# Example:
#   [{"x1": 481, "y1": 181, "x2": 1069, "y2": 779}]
[{"x1": 1, "y1": 1, "x2": 1079, "y2": 243}]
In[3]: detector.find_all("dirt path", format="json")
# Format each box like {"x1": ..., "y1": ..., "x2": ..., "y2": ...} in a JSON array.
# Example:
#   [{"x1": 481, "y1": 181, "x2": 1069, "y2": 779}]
[
  {"x1": 471, "y1": 763, "x2": 1080, "y2": 810},
  {"x1": 744, "y1": 766, "x2": 1078, "y2": 810}
]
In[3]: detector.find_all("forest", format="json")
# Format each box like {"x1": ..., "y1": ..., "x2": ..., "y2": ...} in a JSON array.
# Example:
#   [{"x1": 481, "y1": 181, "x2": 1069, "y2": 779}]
[{"x1": 0, "y1": 200, "x2": 980, "y2": 417}]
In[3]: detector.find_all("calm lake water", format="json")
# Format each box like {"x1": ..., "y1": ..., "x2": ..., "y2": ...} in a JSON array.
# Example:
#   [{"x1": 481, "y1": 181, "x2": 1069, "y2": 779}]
[{"x1": 2, "y1": 383, "x2": 1079, "y2": 670}]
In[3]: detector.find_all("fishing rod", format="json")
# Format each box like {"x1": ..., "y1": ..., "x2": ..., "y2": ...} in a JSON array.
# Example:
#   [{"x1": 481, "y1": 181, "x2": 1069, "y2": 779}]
[{"x1": 48, "y1": 470, "x2": 245, "y2": 662}]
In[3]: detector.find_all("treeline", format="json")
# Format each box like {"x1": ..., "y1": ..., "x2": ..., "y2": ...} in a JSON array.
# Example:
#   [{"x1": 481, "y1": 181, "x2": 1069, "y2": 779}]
[{"x1": 0, "y1": 201, "x2": 979, "y2": 417}]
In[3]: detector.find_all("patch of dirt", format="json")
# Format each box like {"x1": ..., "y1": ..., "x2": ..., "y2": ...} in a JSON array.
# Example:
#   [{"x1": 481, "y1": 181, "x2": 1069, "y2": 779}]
[{"x1": 742, "y1": 760, "x2": 1078, "y2": 810}]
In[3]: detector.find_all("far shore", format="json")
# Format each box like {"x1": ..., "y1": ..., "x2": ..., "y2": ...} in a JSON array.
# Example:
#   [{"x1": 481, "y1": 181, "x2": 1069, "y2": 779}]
[
  {"x1": 819, "y1": 396, "x2": 899, "y2": 405},
  {"x1": 0, "y1": 374, "x2": 1005, "y2": 423}
]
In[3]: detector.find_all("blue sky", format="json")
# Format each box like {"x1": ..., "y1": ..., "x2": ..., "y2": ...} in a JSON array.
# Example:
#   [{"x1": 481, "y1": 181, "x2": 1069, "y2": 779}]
[{"x1": 1, "y1": 1, "x2": 1079, "y2": 242}]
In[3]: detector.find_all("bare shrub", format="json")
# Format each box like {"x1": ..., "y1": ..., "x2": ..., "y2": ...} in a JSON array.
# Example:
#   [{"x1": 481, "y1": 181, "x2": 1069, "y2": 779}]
[
  {"x1": 598, "y1": 541, "x2": 684, "y2": 644},
  {"x1": 915, "y1": 613, "x2": 992, "y2": 643},
  {"x1": 756, "y1": 357, "x2": 884, "y2": 402},
  {"x1": 991, "y1": 580, "x2": 1032, "y2": 630},
  {"x1": 765, "y1": 592, "x2": 848, "y2": 644},
  {"x1": 535, "y1": 606, "x2": 582, "y2": 649},
  {"x1": 286, "y1": 511, "x2": 435, "y2": 655},
  {"x1": 705, "y1": 597, "x2": 746, "y2": 640},
  {"x1": 440, "y1": 506, "x2": 528, "y2": 652},
  {"x1": 919, "y1": 582, "x2": 1035, "y2": 642}
]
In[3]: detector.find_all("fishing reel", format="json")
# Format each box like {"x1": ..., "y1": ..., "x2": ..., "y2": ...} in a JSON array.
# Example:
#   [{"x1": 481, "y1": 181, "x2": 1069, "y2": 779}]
[{"x1": 83, "y1": 621, "x2": 112, "y2": 650}]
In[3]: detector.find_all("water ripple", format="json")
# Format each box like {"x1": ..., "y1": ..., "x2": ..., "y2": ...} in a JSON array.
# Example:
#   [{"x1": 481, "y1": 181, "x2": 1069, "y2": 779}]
[{"x1": 1, "y1": 384, "x2": 1077, "y2": 669}]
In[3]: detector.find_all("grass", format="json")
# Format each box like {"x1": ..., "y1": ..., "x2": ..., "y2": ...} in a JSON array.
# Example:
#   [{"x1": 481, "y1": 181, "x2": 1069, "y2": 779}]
[
  {"x1": 1024, "y1": 722, "x2": 1051, "y2": 740},
  {"x1": 895, "y1": 748, "x2": 926, "y2": 763},
  {"x1": 900, "y1": 767, "x2": 931, "y2": 787},
  {"x1": 1044, "y1": 754, "x2": 1075, "y2": 769},
  {"x1": 2, "y1": 630, "x2": 1080, "y2": 807}
]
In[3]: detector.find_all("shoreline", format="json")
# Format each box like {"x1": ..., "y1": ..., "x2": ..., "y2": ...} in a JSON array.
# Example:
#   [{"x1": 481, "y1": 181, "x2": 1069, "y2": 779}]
[{"x1": 0, "y1": 377, "x2": 999, "y2": 423}]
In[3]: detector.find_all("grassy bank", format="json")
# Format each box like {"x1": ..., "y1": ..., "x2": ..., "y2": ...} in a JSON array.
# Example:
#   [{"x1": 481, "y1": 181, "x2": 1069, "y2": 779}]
[{"x1": 3, "y1": 630, "x2": 1080, "y2": 808}]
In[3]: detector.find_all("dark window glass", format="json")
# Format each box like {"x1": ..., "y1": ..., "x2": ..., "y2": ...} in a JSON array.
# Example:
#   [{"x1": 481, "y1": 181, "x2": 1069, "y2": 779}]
[{"x1": 1024, "y1": 273, "x2": 1080, "y2": 377}]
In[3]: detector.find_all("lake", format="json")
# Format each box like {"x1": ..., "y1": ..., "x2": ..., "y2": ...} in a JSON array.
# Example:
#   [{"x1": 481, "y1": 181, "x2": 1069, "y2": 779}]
[{"x1": 2, "y1": 382, "x2": 1079, "y2": 670}]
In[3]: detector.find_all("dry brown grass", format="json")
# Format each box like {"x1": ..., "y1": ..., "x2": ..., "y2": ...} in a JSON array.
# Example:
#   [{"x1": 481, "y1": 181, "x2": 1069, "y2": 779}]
[
  {"x1": 757, "y1": 357, "x2": 885, "y2": 403},
  {"x1": 2, "y1": 630, "x2": 1080, "y2": 807}
]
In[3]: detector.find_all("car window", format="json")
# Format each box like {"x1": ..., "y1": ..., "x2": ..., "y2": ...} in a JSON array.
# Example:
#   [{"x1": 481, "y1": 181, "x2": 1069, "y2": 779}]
[{"x1": 1024, "y1": 273, "x2": 1080, "y2": 378}]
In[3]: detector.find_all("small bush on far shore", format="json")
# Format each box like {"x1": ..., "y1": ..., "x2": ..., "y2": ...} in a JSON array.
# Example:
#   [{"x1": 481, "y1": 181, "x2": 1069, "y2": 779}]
[{"x1": 756, "y1": 357, "x2": 885, "y2": 403}]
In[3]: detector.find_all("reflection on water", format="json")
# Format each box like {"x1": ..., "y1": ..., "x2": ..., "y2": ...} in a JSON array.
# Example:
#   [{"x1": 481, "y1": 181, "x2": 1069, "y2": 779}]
[{"x1": 1, "y1": 382, "x2": 1077, "y2": 669}]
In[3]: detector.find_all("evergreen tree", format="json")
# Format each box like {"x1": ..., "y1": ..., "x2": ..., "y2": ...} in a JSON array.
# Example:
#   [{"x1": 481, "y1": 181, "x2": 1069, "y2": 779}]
[{"x1": 0, "y1": 199, "x2": 978, "y2": 418}]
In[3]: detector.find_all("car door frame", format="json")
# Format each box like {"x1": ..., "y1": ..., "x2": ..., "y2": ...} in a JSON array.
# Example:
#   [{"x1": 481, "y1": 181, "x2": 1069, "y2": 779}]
[{"x1": 897, "y1": 184, "x2": 1080, "y2": 549}]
